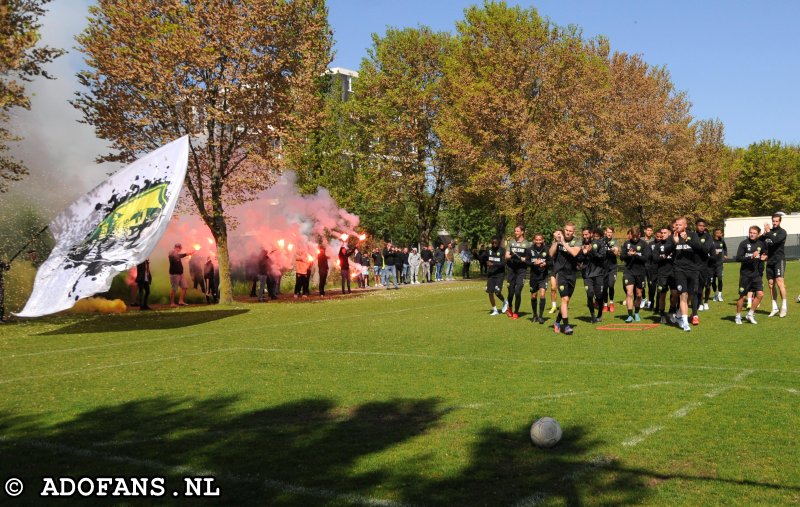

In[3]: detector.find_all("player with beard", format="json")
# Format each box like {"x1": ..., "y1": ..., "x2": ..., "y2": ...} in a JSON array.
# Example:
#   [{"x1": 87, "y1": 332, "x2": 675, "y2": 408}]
[
  {"x1": 549, "y1": 223, "x2": 583, "y2": 335},
  {"x1": 505, "y1": 225, "x2": 531, "y2": 320},
  {"x1": 642, "y1": 224, "x2": 657, "y2": 310},
  {"x1": 621, "y1": 226, "x2": 651, "y2": 322},
  {"x1": 582, "y1": 229, "x2": 607, "y2": 324},
  {"x1": 654, "y1": 226, "x2": 677, "y2": 324},
  {"x1": 528, "y1": 233, "x2": 550, "y2": 324},
  {"x1": 602, "y1": 226, "x2": 620, "y2": 314},
  {"x1": 486, "y1": 236, "x2": 508, "y2": 315},
  {"x1": 692, "y1": 219, "x2": 713, "y2": 320},
  {"x1": 762, "y1": 213, "x2": 789, "y2": 317},
  {"x1": 709, "y1": 228, "x2": 728, "y2": 302},
  {"x1": 668, "y1": 217, "x2": 706, "y2": 332},
  {"x1": 735, "y1": 226, "x2": 768, "y2": 325}
]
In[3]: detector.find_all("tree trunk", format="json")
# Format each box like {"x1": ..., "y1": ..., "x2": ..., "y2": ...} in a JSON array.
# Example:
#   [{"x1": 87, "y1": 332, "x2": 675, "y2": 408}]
[
  {"x1": 496, "y1": 214, "x2": 507, "y2": 238},
  {"x1": 210, "y1": 197, "x2": 234, "y2": 305}
]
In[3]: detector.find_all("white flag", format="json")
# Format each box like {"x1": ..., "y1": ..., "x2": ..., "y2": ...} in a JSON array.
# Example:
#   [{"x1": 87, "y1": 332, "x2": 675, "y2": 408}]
[{"x1": 15, "y1": 137, "x2": 189, "y2": 317}]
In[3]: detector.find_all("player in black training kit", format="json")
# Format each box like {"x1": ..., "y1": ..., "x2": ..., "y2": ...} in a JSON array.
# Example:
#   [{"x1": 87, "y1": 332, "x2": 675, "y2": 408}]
[
  {"x1": 735, "y1": 226, "x2": 768, "y2": 325},
  {"x1": 528, "y1": 233, "x2": 550, "y2": 324},
  {"x1": 762, "y1": 213, "x2": 788, "y2": 317},
  {"x1": 709, "y1": 228, "x2": 727, "y2": 303},
  {"x1": 549, "y1": 222, "x2": 583, "y2": 335},
  {"x1": 582, "y1": 229, "x2": 607, "y2": 324},
  {"x1": 485, "y1": 236, "x2": 507, "y2": 316},
  {"x1": 602, "y1": 226, "x2": 620, "y2": 314},
  {"x1": 692, "y1": 219, "x2": 713, "y2": 320},
  {"x1": 505, "y1": 225, "x2": 531, "y2": 320},
  {"x1": 642, "y1": 224, "x2": 657, "y2": 310},
  {"x1": 620, "y1": 226, "x2": 651, "y2": 322},
  {"x1": 668, "y1": 217, "x2": 708, "y2": 332},
  {"x1": 654, "y1": 226, "x2": 677, "y2": 324}
]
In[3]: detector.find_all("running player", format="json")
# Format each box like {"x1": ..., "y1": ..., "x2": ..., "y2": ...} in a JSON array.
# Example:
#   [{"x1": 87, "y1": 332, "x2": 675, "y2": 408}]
[
  {"x1": 708, "y1": 228, "x2": 727, "y2": 303},
  {"x1": 621, "y1": 226, "x2": 651, "y2": 322},
  {"x1": 654, "y1": 226, "x2": 677, "y2": 324},
  {"x1": 642, "y1": 224, "x2": 657, "y2": 310},
  {"x1": 505, "y1": 225, "x2": 531, "y2": 320},
  {"x1": 762, "y1": 213, "x2": 788, "y2": 317},
  {"x1": 549, "y1": 223, "x2": 583, "y2": 335},
  {"x1": 668, "y1": 217, "x2": 706, "y2": 332},
  {"x1": 691, "y1": 218, "x2": 713, "y2": 324},
  {"x1": 735, "y1": 226, "x2": 768, "y2": 325},
  {"x1": 583, "y1": 229, "x2": 607, "y2": 323},
  {"x1": 485, "y1": 236, "x2": 507, "y2": 315},
  {"x1": 529, "y1": 233, "x2": 550, "y2": 324},
  {"x1": 602, "y1": 226, "x2": 620, "y2": 314}
]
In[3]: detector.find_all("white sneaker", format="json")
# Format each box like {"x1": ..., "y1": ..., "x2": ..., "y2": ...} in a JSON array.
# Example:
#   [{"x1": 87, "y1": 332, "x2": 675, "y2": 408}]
[
  {"x1": 780, "y1": 308, "x2": 787, "y2": 318},
  {"x1": 746, "y1": 313, "x2": 758, "y2": 325},
  {"x1": 645, "y1": 300, "x2": 652, "y2": 309},
  {"x1": 681, "y1": 322, "x2": 692, "y2": 332},
  {"x1": 490, "y1": 309, "x2": 499, "y2": 316},
  {"x1": 698, "y1": 305, "x2": 704, "y2": 312},
  {"x1": 703, "y1": 303, "x2": 709, "y2": 311},
  {"x1": 669, "y1": 313, "x2": 677, "y2": 324},
  {"x1": 640, "y1": 299, "x2": 647, "y2": 309},
  {"x1": 734, "y1": 315, "x2": 742, "y2": 325},
  {"x1": 768, "y1": 308, "x2": 779, "y2": 317},
  {"x1": 718, "y1": 294, "x2": 724, "y2": 302},
  {"x1": 501, "y1": 301, "x2": 509, "y2": 314}
]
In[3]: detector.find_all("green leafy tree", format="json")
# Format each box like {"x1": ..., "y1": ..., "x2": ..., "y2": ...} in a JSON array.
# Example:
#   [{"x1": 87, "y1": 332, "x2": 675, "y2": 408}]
[{"x1": 728, "y1": 140, "x2": 800, "y2": 216}]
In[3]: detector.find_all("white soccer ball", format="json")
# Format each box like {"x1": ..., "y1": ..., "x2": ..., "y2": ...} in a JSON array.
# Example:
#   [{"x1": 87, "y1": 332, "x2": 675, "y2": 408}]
[{"x1": 530, "y1": 417, "x2": 562, "y2": 448}]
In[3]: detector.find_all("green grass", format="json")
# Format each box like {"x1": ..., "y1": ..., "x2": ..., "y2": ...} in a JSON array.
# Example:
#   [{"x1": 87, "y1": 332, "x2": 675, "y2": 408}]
[{"x1": 1, "y1": 265, "x2": 799, "y2": 506}]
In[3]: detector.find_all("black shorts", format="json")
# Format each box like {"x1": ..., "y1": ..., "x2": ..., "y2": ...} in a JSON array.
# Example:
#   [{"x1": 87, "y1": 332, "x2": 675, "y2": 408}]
[
  {"x1": 622, "y1": 270, "x2": 646, "y2": 290},
  {"x1": 530, "y1": 276, "x2": 548, "y2": 292},
  {"x1": 738, "y1": 274, "x2": 763, "y2": 296},
  {"x1": 507, "y1": 268, "x2": 526, "y2": 287},
  {"x1": 486, "y1": 275, "x2": 504, "y2": 294},
  {"x1": 556, "y1": 273, "x2": 576, "y2": 298},
  {"x1": 584, "y1": 275, "x2": 605, "y2": 295},
  {"x1": 712, "y1": 263, "x2": 724, "y2": 279},
  {"x1": 697, "y1": 266, "x2": 711, "y2": 287},
  {"x1": 657, "y1": 271, "x2": 675, "y2": 292},
  {"x1": 766, "y1": 260, "x2": 786, "y2": 280},
  {"x1": 673, "y1": 269, "x2": 698, "y2": 295}
]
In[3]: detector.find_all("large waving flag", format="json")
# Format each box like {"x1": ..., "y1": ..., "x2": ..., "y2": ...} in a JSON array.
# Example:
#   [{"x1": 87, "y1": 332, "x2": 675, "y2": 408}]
[{"x1": 15, "y1": 137, "x2": 189, "y2": 317}]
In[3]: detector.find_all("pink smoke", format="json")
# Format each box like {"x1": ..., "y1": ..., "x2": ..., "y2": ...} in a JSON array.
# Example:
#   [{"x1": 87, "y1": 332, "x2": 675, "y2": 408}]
[{"x1": 149, "y1": 171, "x2": 363, "y2": 276}]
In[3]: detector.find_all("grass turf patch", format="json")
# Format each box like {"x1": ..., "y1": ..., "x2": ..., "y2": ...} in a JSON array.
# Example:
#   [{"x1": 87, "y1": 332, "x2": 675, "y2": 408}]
[{"x1": 1, "y1": 265, "x2": 799, "y2": 505}]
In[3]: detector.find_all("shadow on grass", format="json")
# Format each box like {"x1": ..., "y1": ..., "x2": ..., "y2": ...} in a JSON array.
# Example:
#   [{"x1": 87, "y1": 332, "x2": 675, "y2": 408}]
[
  {"x1": 3, "y1": 396, "x2": 797, "y2": 506},
  {"x1": 38, "y1": 309, "x2": 250, "y2": 335}
]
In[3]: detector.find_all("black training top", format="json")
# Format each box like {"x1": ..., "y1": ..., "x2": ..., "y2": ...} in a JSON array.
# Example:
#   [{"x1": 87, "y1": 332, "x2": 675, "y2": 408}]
[
  {"x1": 668, "y1": 232, "x2": 706, "y2": 273},
  {"x1": 584, "y1": 239, "x2": 607, "y2": 279},
  {"x1": 529, "y1": 244, "x2": 550, "y2": 279},
  {"x1": 553, "y1": 238, "x2": 582, "y2": 278},
  {"x1": 168, "y1": 251, "x2": 188, "y2": 275},
  {"x1": 761, "y1": 226, "x2": 787, "y2": 263},
  {"x1": 737, "y1": 238, "x2": 766, "y2": 277},
  {"x1": 486, "y1": 246, "x2": 506, "y2": 277},
  {"x1": 621, "y1": 239, "x2": 651, "y2": 273}
]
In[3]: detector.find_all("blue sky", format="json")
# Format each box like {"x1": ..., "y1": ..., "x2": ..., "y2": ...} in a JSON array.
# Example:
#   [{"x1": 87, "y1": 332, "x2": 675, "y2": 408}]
[{"x1": 329, "y1": 0, "x2": 800, "y2": 148}]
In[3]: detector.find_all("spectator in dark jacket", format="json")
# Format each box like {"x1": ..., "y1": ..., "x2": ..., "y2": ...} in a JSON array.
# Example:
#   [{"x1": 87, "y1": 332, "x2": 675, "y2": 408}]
[
  {"x1": 421, "y1": 245, "x2": 433, "y2": 283},
  {"x1": 382, "y1": 242, "x2": 399, "y2": 289},
  {"x1": 318, "y1": 247, "x2": 329, "y2": 297},
  {"x1": 434, "y1": 244, "x2": 446, "y2": 281},
  {"x1": 257, "y1": 249, "x2": 270, "y2": 302},
  {"x1": 339, "y1": 245, "x2": 355, "y2": 294},
  {"x1": 135, "y1": 259, "x2": 152, "y2": 310}
]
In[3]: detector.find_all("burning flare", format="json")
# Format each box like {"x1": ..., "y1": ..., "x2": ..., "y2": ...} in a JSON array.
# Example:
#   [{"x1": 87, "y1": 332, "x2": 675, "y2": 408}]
[
  {"x1": 193, "y1": 244, "x2": 202, "y2": 251},
  {"x1": 277, "y1": 238, "x2": 285, "y2": 249},
  {"x1": 340, "y1": 233, "x2": 349, "y2": 242},
  {"x1": 358, "y1": 233, "x2": 367, "y2": 241}
]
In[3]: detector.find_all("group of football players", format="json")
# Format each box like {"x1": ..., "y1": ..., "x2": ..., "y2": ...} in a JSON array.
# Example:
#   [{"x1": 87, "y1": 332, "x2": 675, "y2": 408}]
[{"x1": 484, "y1": 213, "x2": 789, "y2": 334}]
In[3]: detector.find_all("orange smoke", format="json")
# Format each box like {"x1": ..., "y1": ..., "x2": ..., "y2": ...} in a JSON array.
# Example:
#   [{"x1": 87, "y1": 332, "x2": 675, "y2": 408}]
[{"x1": 71, "y1": 298, "x2": 127, "y2": 314}]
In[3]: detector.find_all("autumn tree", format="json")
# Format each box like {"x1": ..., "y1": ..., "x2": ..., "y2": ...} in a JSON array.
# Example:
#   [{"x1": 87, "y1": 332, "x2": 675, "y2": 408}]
[
  {"x1": 438, "y1": 1, "x2": 556, "y2": 235},
  {"x1": 347, "y1": 26, "x2": 453, "y2": 245},
  {"x1": 728, "y1": 140, "x2": 800, "y2": 216},
  {"x1": 686, "y1": 118, "x2": 738, "y2": 225},
  {"x1": 0, "y1": 0, "x2": 63, "y2": 192},
  {"x1": 74, "y1": 0, "x2": 332, "y2": 303}
]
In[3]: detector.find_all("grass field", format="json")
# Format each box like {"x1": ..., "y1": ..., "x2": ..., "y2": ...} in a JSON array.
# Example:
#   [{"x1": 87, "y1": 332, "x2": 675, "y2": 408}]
[{"x1": 1, "y1": 265, "x2": 799, "y2": 506}]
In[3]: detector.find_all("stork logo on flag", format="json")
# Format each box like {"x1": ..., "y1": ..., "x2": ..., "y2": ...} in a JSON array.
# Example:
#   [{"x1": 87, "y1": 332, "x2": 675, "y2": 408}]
[{"x1": 65, "y1": 179, "x2": 169, "y2": 277}]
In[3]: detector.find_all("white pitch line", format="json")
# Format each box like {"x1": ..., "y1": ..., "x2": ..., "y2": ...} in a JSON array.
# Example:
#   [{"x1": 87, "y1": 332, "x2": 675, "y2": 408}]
[
  {"x1": 0, "y1": 436, "x2": 413, "y2": 507},
  {"x1": 622, "y1": 425, "x2": 665, "y2": 447},
  {"x1": 671, "y1": 402, "x2": 703, "y2": 419}
]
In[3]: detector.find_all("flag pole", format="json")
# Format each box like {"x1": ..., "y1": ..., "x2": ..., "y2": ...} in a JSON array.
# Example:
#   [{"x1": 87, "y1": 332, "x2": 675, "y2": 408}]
[{"x1": 7, "y1": 225, "x2": 49, "y2": 264}]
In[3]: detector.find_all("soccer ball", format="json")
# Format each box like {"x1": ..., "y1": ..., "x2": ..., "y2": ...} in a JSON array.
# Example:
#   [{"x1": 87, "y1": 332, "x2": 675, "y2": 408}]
[{"x1": 530, "y1": 417, "x2": 562, "y2": 448}]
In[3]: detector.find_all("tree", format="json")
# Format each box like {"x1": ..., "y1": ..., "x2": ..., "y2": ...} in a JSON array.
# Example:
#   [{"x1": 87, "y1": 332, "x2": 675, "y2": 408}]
[
  {"x1": 0, "y1": 0, "x2": 63, "y2": 192},
  {"x1": 687, "y1": 118, "x2": 737, "y2": 225},
  {"x1": 74, "y1": 0, "x2": 332, "y2": 303},
  {"x1": 728, "y1": 140, "x2": 800, "y2": 216},
  {"x1": 349, "y1": 26, "x2": 452, "y2": 245}
]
